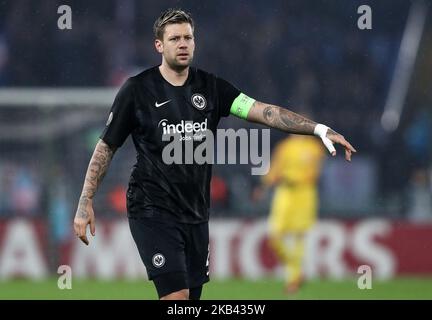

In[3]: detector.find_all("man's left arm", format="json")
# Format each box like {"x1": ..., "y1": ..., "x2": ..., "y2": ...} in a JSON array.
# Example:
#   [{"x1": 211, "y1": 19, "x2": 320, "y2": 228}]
[{"x1": 242, "y1": 100, "x2": 356, "y2": 161}]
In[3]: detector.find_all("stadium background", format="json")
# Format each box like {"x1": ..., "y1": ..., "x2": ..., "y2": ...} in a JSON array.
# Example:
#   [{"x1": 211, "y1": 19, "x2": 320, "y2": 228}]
[{"x1": 0, "y1": 0, "x2": 432, "y2": 299}]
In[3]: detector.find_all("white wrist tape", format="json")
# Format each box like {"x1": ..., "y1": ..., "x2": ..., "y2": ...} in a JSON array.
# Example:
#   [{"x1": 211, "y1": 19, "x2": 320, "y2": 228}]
[{"x1": 314, "y1": 124, "x2": 336, "y2": 154}]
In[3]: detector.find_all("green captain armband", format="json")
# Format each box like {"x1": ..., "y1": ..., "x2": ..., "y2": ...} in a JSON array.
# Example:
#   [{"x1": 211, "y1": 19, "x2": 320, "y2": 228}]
[{"x1": 230, "y1": 93, "x2": 256, "y2": 119}]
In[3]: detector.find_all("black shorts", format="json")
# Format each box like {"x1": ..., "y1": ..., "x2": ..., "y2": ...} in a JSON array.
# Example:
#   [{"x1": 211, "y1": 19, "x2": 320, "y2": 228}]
[{"x1": 128, "y1": 217, "x2": 210, "y2": 298}]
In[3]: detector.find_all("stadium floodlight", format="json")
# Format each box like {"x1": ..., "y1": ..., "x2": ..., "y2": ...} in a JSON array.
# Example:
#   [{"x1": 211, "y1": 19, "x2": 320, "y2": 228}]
[{"x1": 381, "y1": 0, "x2": 428, "y2": 132}]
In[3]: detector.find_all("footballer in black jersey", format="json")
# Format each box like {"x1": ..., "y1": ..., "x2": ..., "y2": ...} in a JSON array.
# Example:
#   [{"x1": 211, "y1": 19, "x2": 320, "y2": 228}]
[
  {"x1": 74, "y1": 8, "x2": 356, "y2": 300},
  {"x1": 100, "y1": 66, "x2": 241, "y2": 224}
]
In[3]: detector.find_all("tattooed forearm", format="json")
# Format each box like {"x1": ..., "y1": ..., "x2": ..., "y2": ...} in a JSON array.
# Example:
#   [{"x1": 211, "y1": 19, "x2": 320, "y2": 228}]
[
  {"x1": 246, "y1": 101, "x2": 318, "y2": 135},
  {"x1": 246, "y1": 101, "x2": 356, "y2": 161},
  {"x1": 77, "y1": 197, "x2": 90, "y2": 219},
  {"x1": 262, "y1": 104, "x2": 317, "y2": 134},
  {"x1": 79, "y1": 140, "x2": 116, "y2": 201}
]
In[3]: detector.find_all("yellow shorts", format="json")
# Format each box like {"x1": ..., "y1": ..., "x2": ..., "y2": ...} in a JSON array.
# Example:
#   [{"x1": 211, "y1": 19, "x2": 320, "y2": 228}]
[{"x1": 268, "y1": 185, "x2": 318, "y2": 234}]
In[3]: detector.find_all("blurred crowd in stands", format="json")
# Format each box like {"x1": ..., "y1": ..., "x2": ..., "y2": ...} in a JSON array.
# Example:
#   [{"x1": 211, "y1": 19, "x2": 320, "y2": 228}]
[{"x1": 0, "y1": 0, "x2": 431, "y2": 231}]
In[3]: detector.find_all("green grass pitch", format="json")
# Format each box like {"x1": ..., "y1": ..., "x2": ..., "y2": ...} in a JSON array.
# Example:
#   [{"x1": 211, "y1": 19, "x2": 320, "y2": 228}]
[{"x1": 1, "y1": 277, "x2": 432, "y2": 300}]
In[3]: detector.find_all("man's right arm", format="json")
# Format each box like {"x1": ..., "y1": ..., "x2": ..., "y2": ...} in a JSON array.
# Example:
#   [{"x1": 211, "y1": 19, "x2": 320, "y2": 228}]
[{"x1": 73, "y1": 139, "x2": 116, "y2": 245}]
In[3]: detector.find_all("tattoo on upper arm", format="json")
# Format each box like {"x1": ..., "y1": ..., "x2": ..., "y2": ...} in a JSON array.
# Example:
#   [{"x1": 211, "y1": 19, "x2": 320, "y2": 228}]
[{"x1": 262, "y1": 104, "x2": 316, "y2": 134}]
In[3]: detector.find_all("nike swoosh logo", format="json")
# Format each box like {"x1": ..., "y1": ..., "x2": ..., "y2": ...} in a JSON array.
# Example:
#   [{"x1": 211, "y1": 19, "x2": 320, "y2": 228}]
[{"x1": 155, "y1": 100, "x2": 171, "y2": 108}]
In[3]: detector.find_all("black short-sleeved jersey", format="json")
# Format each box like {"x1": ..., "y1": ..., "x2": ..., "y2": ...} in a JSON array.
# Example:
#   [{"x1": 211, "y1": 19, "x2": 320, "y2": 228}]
[{"x1": 101, "y1": 66, "x2": 240, "y2": 223}]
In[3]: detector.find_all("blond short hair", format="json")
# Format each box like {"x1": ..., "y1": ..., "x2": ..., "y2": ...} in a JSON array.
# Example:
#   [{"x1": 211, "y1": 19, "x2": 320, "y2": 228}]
[{"x1": 153, "y1": 9, "x2": 194, "y2": 40}]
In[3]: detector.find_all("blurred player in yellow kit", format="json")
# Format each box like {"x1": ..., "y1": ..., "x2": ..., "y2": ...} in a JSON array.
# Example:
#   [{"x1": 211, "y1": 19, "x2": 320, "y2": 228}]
[{"x1": 262, "y1": 134, "x2": 325, "y2": 294}]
